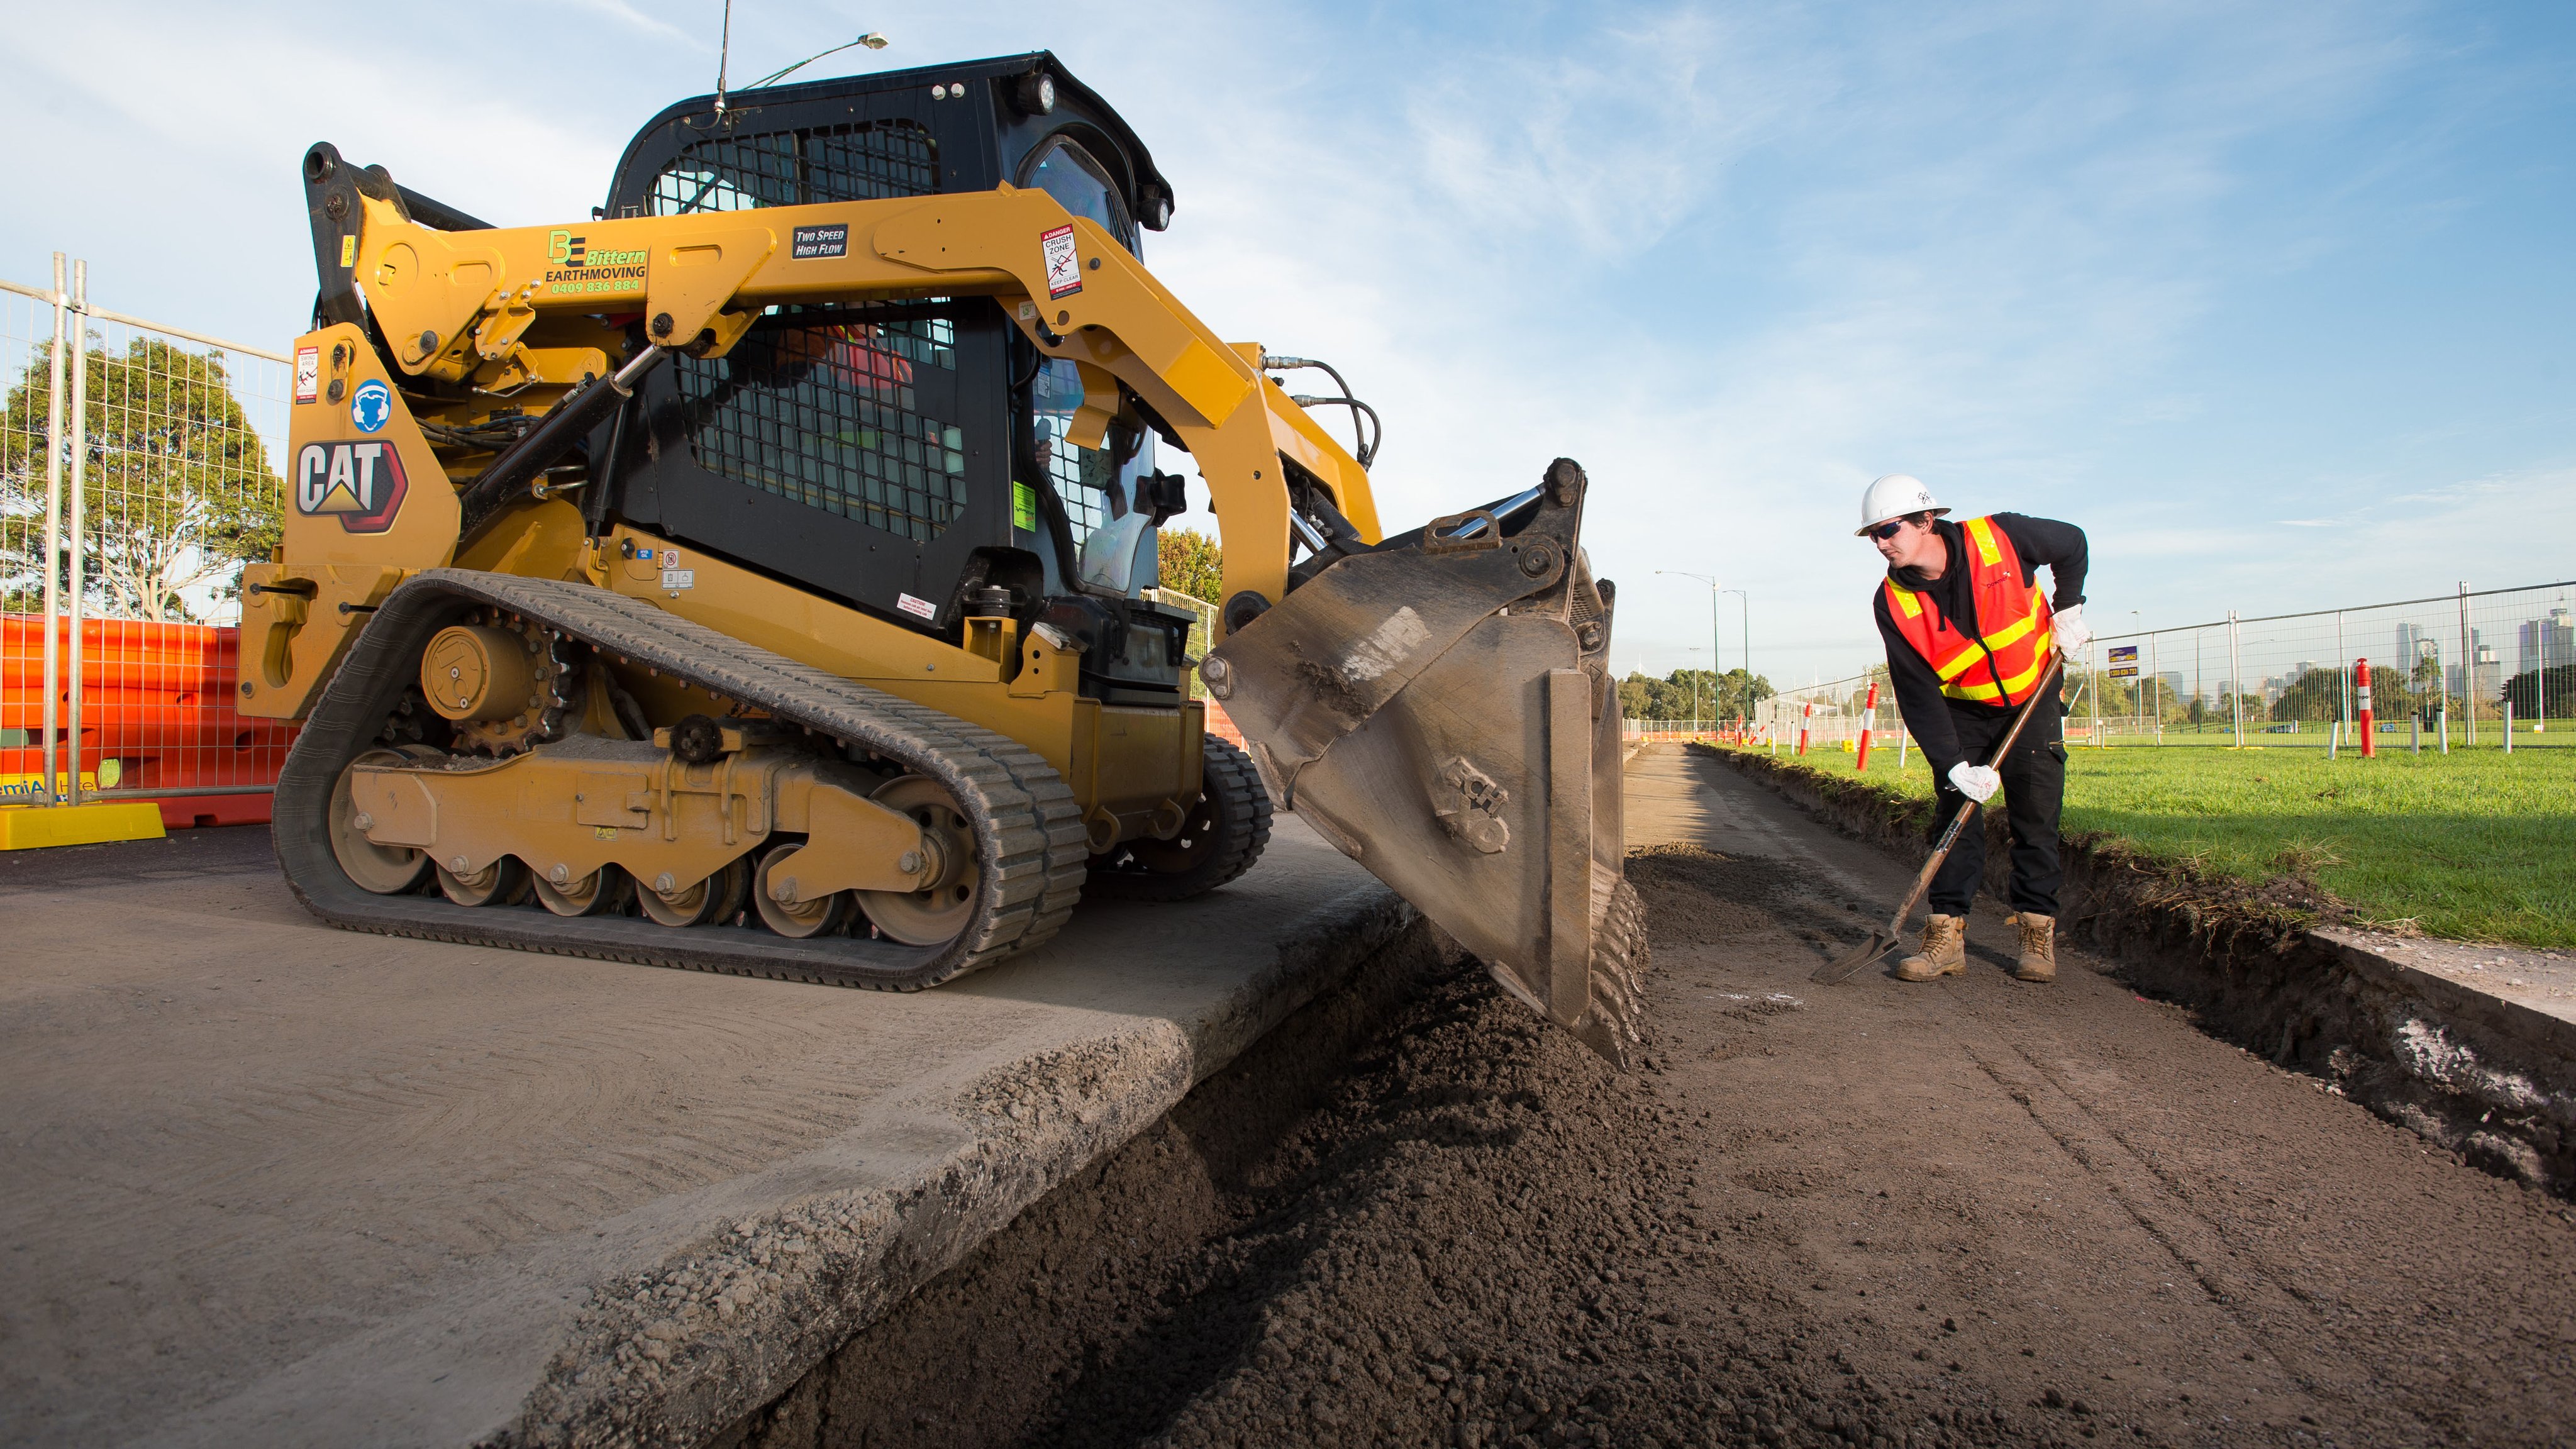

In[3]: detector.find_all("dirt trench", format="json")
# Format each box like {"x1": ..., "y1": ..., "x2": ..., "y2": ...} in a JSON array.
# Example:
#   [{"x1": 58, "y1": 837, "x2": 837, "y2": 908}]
[{"x1": 720, "y1": 747, "x2": 2576, "y2": 1449}]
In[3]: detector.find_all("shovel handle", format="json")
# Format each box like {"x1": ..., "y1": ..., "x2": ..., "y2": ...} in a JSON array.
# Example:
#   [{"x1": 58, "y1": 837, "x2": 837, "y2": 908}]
[{"x1": 1875, "y1": 652, "x2": 2065, "y2": 939}]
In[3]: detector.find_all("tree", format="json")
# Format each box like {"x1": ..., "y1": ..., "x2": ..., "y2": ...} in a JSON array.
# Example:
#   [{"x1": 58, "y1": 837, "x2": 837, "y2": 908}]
[
  {"x1": 2502, "y1": 665, "x2": 2575, "y2": 723},
  {"x1": 1715, "y1": 667, "x2": 1773, "y2": 719},
  {"x1": 0, "y1": 333, "x2": 282, "y2": 621},
  {"x1": 2269, "y1": 668, "x2": 2341, "y2": 723},
  {"x1": 1617, "y1": 667, "x2": 1771, "y2": 724},
  {"x1": 1155, "y1": 527, "x2": 1223, "y2": 604}
]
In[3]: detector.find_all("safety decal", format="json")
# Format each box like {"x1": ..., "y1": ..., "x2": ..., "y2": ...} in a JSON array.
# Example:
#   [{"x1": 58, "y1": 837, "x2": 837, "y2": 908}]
[
  {"x1": 293, "y1": 440, "x2": 409, "y2": 533},
  {"x1": 1041, "y1": 225, "x2": 1082, "y2": 299},
  {"x1": 660, "y1": 567, "x2": 696, "y2": 592},
  {"x1": 791, "y1": 224, "x2": 848, "y2": 260},
  {"x1": 350, "y1": 379, "x2": 393, "y2": 433},
  {"x1": 896, "y1": 592, "x2": 938, "y2": 621},
  {"x1": 339, "y1": 235, "x2": 356, "y2": 269},
  {"x1": 294, "y1": 347, "x2": 320, "y2": 404},
  {"x1": 1011, "y1": 480, "x2": 1038, "y2": 533}
]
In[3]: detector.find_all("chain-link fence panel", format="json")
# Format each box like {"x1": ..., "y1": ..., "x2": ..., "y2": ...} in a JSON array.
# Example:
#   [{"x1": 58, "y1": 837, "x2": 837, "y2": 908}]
[{"x1": 1, "y1": 260, "x2": 296, "y2": 823}]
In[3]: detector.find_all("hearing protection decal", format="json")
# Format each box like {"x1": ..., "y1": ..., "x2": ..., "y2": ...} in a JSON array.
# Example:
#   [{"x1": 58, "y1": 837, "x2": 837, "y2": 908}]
[
  {"x1": 350, "y1": 379, "x2": 394, "y2": 433},
  {"x1": 294, "y1": 440, "x2": 409, "y2": 533}
]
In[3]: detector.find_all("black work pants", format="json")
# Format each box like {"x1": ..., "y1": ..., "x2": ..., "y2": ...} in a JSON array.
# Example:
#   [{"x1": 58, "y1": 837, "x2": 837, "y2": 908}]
[{"x1": 1925, "y1": 702, "x2": 2065, "y2": 918}]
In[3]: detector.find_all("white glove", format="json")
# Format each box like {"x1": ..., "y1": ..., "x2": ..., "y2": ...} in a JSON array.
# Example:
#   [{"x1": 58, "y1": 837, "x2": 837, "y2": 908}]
[
  {"x1": 1947, "y1": 762, "x2": 2001, "y2": 803},
  {"x1": 2053, "y1": 602, "x2": 2090, "y2": 655}
]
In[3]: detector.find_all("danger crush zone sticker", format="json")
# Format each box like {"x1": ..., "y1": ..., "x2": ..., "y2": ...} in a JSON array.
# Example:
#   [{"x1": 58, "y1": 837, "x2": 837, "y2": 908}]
[{"x1": 1041, "y1": 225, "x2": 1082, "y2": 299}]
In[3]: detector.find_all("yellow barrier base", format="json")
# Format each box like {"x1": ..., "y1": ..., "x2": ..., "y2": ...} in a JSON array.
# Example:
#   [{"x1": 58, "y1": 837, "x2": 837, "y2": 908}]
[{"x1": 0, "y1": 801, "x2": 167, "y2": 851}]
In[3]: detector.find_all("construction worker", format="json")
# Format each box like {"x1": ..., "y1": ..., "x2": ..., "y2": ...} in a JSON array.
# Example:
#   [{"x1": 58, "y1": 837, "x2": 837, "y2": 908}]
[{"x1": 1859, "y1": 475, "x2": 2090, "y2": 983}]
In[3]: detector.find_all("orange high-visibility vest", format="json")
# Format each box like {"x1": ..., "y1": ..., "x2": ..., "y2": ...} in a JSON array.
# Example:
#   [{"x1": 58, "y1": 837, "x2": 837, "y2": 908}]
[{"x1": 1882, "y1": 516, "x2": 2056, "y2": 705}]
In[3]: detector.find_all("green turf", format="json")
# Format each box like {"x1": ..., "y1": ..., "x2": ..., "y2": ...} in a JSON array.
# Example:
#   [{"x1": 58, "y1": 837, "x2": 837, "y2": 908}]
[{"x1": 1730, "y1": 736, "x2": 2576, "y2": 948}]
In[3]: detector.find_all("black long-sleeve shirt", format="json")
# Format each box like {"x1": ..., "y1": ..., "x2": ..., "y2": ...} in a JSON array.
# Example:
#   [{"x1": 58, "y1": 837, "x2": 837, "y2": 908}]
[{"x1": 1872, "y1": 513, "x2": 2088, "y2": 779}]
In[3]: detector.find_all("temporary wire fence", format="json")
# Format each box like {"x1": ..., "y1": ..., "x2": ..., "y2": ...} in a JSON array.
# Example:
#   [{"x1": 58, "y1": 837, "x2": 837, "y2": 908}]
[
  {"x1": 1626, "y1": 668, "x2": 1912, "y2": 763},
  {"x1": 1, "y1": 255, "x2": 296, "y2": 823},
  {"x1": 2068, "y1": 581, "x2": 2576, "y2": 755},
  {"x1": 1650, "y1": 579, "x2": 2576, "y2": 767}
]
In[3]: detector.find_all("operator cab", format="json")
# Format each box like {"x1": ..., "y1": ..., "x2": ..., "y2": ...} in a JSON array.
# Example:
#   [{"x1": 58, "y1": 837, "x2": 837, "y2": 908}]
[{"x1": 596, "y1": 53, "x2": 1195, "y2": 706}]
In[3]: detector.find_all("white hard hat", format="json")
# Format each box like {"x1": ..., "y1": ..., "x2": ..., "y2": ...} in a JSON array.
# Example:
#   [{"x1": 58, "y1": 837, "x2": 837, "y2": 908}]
[{"x1": 1856, "y1": 474, "x2": 1947, "y2": 535}]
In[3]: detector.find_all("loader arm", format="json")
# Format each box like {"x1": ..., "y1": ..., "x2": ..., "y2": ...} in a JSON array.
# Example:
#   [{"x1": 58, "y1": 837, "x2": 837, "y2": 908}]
[{"x1": 326, "y1": 177, "x2": 1373, "y2": 625}]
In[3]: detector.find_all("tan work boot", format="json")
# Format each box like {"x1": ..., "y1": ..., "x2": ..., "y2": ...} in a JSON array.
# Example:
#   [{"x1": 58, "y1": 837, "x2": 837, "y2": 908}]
[
  {"x1": 2009, "y1": 912, "x2": 2057, "y2": 982},
  {"x1": 1893, "y1": 914, "x2": 1966, "y2": 981}
]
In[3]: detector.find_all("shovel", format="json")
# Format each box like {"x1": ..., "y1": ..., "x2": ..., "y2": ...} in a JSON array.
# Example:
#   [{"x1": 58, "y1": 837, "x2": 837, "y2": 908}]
[{"x1": 1813, "y1": 652, "x2": 2065, "y2": 984}]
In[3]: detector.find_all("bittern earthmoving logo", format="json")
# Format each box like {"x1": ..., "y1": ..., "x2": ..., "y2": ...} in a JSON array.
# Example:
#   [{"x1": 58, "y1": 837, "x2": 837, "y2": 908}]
[
  {"x1": 294, "y1": 439, "x2": 409, "y2": 533},
  {"x1": 545, "y1": 230, "x2": 648, "y2": 298}
]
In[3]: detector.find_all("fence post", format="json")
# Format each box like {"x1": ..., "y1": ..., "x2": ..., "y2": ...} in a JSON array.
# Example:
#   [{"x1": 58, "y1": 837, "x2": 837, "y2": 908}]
[
  {"x1": 63, "y1": 259, "x2": 89, "y2": 807},
  {"x1": 2150, "y1": 631, "x2": 2162, "y2": 744},
  {"x1": 2505, "y1": 702, "x2": 2514, "y2": 753},
  {"x1": 2335, "y1": 609, "x2": 2346, "y2": 751},
  {"x1": 2457, "y1": 581, "x2": 2473, "y2": 747},
  {"x1": 2089, "y1": 640, "x2": 2101, "y2": 748},
  {"x1": 2228, "y1": 611, "x2": 2245, "y2": 748},
  {"x1": 38, "y1": 253, "x2": 67, "y2": 805}
]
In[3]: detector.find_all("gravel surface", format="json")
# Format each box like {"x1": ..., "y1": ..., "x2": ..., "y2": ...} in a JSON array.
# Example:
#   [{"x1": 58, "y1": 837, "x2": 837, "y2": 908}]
[{"x1": 726, "y1": 748, "x2": 2576, "y2": 1449}]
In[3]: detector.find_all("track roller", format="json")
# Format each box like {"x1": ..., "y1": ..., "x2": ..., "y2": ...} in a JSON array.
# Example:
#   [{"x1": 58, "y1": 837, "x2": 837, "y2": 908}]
[{"x1": 274, "y1": 570, "x2": 1090, "y2": 991}]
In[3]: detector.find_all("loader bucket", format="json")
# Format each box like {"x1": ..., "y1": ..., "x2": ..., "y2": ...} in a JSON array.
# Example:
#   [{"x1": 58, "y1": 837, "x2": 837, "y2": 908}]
[{"x1": 1201, "y1": 458, "x2": 1646, "y2": 1067}]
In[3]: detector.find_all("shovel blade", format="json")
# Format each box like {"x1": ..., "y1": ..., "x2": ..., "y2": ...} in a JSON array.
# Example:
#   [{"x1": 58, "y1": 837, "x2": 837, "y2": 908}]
[{"x1": 1813, "y1": 928, "x2": 1901, "y2": 985}]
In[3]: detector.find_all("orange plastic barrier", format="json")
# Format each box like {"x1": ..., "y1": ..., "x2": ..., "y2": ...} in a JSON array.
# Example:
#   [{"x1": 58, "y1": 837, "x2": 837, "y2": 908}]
[
  {"x1": 1202, "y1": 696, "x2": 1245, "y2": 749},
  {"x1": 1, "y1": 615, "x2": 297, "y2": 828}
]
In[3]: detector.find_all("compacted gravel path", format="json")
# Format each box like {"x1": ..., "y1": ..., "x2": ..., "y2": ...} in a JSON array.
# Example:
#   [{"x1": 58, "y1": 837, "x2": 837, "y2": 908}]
[{"x1": 727, "y1": 745, "x2": 2576, "y2": 1449}]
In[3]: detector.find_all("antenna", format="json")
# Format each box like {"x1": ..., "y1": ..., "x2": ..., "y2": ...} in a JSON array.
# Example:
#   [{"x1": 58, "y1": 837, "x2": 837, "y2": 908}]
[{"x1": 713, "y1": 0, "x2": 735, "y2": 118}]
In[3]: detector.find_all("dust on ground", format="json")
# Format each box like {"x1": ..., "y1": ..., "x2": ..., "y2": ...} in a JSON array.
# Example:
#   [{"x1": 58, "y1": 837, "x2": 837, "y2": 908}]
[{"x1": 731, "y1": 832, "x2": 2576, "y2": 1449}]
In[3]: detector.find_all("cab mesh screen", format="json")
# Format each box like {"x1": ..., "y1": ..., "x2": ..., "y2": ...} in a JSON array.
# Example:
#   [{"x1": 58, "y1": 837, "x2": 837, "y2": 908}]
[
  {"x1": 674, "y1": 305, "x2": 966, "y2": 543},
  {"x1": 649, "y1": 121, "x2": 936, "y2": 214}
]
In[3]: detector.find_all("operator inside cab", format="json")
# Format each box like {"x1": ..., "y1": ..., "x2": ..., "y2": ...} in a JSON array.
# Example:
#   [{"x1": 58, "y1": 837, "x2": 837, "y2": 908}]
[{"x1": 1861, "y1": 475, "x2": 2091, "y2": 984}]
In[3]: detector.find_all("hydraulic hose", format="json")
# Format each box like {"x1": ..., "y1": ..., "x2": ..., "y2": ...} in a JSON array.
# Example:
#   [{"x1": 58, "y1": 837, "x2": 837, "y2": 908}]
[
  {"x1": 455, "y1": 345, "x2": 667, "y2": 544},
  {"x1": 1263, "y1": 353, "x2": 1382, "y2": 468}
]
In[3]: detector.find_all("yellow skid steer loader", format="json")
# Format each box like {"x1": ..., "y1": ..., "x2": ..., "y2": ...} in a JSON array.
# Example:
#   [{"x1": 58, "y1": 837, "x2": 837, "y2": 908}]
[{"x1": 245, "y1": 52, "x2": 1643, "y2": 1062}]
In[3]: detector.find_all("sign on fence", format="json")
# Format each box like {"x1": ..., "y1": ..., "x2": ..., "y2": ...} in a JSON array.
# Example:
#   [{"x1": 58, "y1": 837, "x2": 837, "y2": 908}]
[{"x1": 2106, "y1": 644, "x2": 2138, "y2": 679}]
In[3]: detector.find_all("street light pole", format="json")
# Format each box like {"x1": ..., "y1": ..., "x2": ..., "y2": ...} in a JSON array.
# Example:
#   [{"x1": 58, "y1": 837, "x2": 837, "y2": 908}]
[
  {"x1": 1721, "y1": 589, "x2": 1750, "y2": 735},
  {"x1": 713, "y1": 9, "x2": 892, "y2": 118},
  {"x1": 1659, "y1": 570, "x2": 1724, "y2": 725}
]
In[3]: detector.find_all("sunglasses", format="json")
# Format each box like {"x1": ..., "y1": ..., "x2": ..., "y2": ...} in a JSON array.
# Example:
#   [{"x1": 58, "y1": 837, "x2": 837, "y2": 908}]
[{"x1": 1867, "y1": 519, "x2": 1908, "y2": 541}]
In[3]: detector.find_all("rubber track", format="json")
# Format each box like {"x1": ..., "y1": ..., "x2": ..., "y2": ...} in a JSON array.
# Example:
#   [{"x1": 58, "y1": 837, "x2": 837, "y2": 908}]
[
  {"x1": 1574, "y1": 877, "x2": 1652, "y2": 1069},
  {"x1": 272, "y1": 569, "x2": 1089, "y2": 991},
  {"x1": 1084, "y1": 733, "x2": 1275, "y2": 902}
]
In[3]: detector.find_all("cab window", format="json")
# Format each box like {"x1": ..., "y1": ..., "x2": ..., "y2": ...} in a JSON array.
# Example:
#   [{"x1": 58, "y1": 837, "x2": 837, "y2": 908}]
[{"x1": 1021, "y1": 136, "x2": 1136, "y2": 254}]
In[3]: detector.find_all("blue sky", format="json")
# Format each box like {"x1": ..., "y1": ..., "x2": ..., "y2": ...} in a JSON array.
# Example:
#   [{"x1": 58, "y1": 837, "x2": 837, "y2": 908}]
[{"x1": 8, "y1": 1, "x2": 2569, "y2": 685}]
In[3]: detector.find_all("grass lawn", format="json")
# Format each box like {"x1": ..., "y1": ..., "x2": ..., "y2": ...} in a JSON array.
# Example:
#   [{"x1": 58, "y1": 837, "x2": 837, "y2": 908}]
[{"x1": 1739, "y1": 736, "x2": 2576, "y2": 948}]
